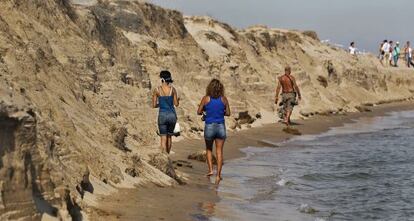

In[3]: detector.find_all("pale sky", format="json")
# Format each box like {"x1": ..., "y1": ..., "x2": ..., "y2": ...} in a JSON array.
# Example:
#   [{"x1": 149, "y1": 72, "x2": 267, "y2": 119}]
[{"x1": 150, "y1": 0, "x2": 414, "y2": 53}]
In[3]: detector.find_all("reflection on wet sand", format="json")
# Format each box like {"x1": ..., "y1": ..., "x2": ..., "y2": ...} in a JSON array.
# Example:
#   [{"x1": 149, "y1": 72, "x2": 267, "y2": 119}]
[
  {"x1": 200, "y1": 201, "x2": 216, "y2": 216},
  {"x1": 191, "y1": 201, "x2": 216, "y2": 221},
  {"x1": 282, "y1": 126, "x2": 302, "y2": 135}
]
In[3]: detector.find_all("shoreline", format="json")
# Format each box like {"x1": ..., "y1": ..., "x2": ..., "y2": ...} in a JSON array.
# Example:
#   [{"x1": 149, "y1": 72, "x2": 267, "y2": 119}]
[{"x1": 92, "y1": 101, "x2": 414, "y2": 221}]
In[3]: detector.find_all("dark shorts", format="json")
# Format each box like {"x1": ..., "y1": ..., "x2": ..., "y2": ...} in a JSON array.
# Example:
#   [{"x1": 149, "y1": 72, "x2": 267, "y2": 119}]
[
  {"x1": 204, "y1": 123, "x2": 226, "y2": 140},
  {"x1": 158, "y1": 111, "x2": 177, "y2": 136},
  {"x1": 282, "y1": 92, "x2": 297, "y2": 111}
]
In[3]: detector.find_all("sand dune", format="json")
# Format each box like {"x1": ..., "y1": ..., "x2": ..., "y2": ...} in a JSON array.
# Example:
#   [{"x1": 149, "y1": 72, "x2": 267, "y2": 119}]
[{"x1": 0, "y1": 0, "x2": 413, "y2": 220}]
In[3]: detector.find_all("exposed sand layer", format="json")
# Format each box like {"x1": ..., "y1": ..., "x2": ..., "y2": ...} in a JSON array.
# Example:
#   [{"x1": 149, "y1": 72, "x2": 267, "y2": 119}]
[{"x1": 1, "y1": 0, "x2": 414, "y2": 220}]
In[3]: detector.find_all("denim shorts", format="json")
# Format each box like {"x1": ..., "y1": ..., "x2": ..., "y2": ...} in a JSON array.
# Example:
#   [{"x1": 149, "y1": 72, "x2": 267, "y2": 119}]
[
  {"x1": 204, "y1": 123, "x2": 226, "y2": 140},
  {"x1": 158, "y1": 111, "x2": 177, "y2": 136}
]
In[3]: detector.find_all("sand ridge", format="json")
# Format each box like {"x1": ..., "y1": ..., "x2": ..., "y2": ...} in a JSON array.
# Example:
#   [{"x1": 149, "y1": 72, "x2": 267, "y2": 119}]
[{"x1": 0, "y1": 0, "x2": 414, "y2": 220}]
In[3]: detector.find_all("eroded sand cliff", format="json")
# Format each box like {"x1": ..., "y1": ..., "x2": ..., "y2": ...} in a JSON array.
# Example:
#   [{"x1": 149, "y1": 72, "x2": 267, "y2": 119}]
[{"x1": 1, "y1": 0, "x2": 414, "y2": 220}]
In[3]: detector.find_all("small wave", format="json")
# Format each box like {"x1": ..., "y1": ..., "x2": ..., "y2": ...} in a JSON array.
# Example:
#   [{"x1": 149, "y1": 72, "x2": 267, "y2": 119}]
[
  {"x1": 276, "y1": 178, "x2": 293, "y2": 186},
  {"x1": 301, "y1": 172, "x2": 372, "y2": 182},
  {"x1": 276, "y1": 178, "x2": 288, "y2": 186},
  {"x1": 315, "y1": 218, "x2": 326, "y2": 221},
  {"x1": 241, "y1": 146, "x2": 274, "y2": 154},
  {"x1": 345, "y1": 172, "x2": 371, "y2": 179},
  {"x1": 301, "y1": 173, "x2": 332, "y2": 181},
  {"x1": 299, "y1": 203, "x2": 318, "y2": 214},
  {"x1": 257, "y1": 139, "x2": 280, "y2": 147}
]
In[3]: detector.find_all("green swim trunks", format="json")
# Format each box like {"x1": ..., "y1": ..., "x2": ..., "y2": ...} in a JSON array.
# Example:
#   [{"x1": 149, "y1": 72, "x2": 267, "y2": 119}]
[{"x1": 282, "y1": 92, "x2": 297, "y2": 111}]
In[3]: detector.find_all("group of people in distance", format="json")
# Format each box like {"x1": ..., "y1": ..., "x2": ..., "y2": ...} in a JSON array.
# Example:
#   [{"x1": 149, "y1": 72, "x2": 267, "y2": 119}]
[
  {"x1": 152, "y1": 67, "x2": 301, "y2": 185},
  {"x1": 349, "y1": 40, "x2": 414, "y2": 68},
  {"x1": 379, "y1": 40, "x2": 414, "y2": 68},
  {"x1": 379, "y1": 40, "x2": 401, "y2": 67}
]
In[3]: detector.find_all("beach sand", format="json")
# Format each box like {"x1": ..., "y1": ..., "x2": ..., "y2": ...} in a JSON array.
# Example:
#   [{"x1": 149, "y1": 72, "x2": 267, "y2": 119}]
[{"x1": 93, "y1": 101, "x2": 414, "y2": 221}]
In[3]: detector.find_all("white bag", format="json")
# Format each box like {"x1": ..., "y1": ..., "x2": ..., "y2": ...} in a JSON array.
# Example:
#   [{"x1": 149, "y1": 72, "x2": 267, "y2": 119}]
[{"x1": 173, "y1": 122, "x2": 181, "y2": 134}]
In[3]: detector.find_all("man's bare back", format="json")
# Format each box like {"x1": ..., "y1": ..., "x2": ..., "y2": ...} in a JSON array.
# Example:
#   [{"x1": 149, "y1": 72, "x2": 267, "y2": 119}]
[{"x1": 278, "y1": 75, "x2": 295, "y2": 93}]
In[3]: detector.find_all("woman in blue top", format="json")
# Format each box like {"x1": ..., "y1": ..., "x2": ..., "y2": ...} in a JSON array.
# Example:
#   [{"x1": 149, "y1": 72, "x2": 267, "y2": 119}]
[
  {"x1": 197, "y1": 79, "x2": 231, "y2": 184},
  {"x1": 152, "y1": 71, "x2": 179, "y2": 154}
]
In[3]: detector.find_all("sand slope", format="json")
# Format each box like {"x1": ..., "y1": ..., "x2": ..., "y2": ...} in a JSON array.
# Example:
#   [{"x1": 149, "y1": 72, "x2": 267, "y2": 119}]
[{"x1": 0, "y1": 0, "x2": 413, "y2": 220}]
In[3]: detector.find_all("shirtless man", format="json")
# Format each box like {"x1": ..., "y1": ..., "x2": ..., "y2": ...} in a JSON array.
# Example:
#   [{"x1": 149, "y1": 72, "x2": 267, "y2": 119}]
[{"x1": 275, "y1": 66, "x2": 302, "y2": 126}]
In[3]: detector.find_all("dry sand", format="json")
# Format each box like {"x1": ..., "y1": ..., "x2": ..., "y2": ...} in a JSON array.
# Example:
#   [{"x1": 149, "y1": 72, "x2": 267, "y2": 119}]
[
  {"x1": 3, "y1": 1, "x2": 414, "y2": 219},
  {"x1": 94, "y1": 101, "x2": 414, "y2": 221}
]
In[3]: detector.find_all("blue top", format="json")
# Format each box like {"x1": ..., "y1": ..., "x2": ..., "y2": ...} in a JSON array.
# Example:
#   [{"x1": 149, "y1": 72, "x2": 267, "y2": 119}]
[
  {"x1": 204, "y1": 96, "x2": 225, "y2": 124},
  {"x1": 158, "y1": 86, "x2": 175, "y2": 113}
]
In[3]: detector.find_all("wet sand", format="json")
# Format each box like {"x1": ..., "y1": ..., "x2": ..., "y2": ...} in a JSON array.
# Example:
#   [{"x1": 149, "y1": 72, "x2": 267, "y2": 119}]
[{"x1": 94, "y1": 101, "x2": 414, "y2": 221}]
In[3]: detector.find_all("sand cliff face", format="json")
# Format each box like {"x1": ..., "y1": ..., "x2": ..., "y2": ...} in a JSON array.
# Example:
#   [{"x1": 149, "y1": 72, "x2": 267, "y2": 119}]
[{"x1": 1, "y1": 0, "x2": 414, "y2": 220}]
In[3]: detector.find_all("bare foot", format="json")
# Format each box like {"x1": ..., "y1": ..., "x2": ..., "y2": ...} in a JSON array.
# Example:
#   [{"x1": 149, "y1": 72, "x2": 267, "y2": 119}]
[
  {"x1": 215, "y1": 176, "x2": 222, "y2": 185},
  {"x1": 206, "y1": 172, "x2": 214, "y2": 177}
]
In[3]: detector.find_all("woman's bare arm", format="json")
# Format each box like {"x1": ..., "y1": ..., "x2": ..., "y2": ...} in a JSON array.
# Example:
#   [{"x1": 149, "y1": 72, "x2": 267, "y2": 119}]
[
  {"x1": 222, "y1": 96, "x2": 231, "y2": 116},
  {"x1": 197, "y1": 96, "x2": 206, "y2": 115},
  {"x1": 173, "y1": 88, "x2": 179, "y2": 107},
  {"x1": 152, "y1": 89, "x2": 159, "y2": 108}
]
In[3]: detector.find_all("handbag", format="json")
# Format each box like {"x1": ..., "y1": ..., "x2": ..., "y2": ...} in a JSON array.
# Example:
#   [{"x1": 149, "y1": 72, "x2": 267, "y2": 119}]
[{"x1": 173, "y1": 122, "x2": 181, "y2": 134}]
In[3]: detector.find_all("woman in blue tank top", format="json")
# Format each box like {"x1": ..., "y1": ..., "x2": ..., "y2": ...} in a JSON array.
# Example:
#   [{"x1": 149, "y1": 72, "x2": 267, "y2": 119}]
[
  {"x1": 197, "y1": 79, "x2": 231, "y2": 184},
  {"x1": 152, "y1": 71, "x2": 179, "y2": 154}
]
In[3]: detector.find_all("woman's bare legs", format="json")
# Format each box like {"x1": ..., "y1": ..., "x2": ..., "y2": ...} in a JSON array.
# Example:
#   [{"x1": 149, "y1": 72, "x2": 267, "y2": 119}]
[
  {"x1": 160, "y1": 135, "x2": 172, "y2": 154},
  {"x1": 160, "y1": 136, "x2": 167, "y2": 153},
  {"x1": 166, "y1": 135, "x2": 172, "y2": 153},
  {"x1": 215, "y1": 139, "x2": 225, "y2": 184},
  {"x1": 205, "y1": 139, "x2": 214, "y2": 176}
]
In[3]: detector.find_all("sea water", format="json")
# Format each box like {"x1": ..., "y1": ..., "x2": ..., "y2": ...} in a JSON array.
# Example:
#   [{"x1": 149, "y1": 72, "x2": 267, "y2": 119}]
[{"x1": 210, "y1": 111, "x2": 414, "y2": 221}]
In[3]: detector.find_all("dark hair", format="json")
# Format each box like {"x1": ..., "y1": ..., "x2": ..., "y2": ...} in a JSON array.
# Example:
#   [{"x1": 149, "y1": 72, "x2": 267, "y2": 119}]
[
  {"x1": 390, "y1": 41, "x2": 393, "y2": 44},
  {"x1": 160, "y1": 70, "x2": 173, "y2": 83},
  {"x1": 350, "y1": 42, "x2": 355, "y2": 46},
  {"x1": 206, "y1": 79, "x2": 224, "y2": 99},
  {"x1": 384, "y1": 40, "x2": 388, "y2": 43}
]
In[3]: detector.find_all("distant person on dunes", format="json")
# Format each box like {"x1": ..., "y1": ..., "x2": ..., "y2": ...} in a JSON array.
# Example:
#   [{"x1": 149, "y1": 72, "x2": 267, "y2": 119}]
[
  {"x1": 381, "y1": 40, "x2": 390, "y2": 66},
  {"x1": 152, "y1": 70, "x2": 179, "y2": 154},
  {"x1": 349, "y1": 42, "x2": 357, "y2": 55},
  {"x1": 379, "y1": 40, "x2": 386, "y2": 62},
  {"x1": 388, "y1": 41, "x2": 394, "y2": 66},
  {"x1": 404, "y1": 41, "x2": 414, "y2": 68},
  {"x1": 197, "y1": 79, "x2": 231, "y2": 185},
  {"x1": 275, "y1": 66, "x2": 302, "y2": 126},
  {"x1": 393, "y1": 42, "x2": 400, "y2": 67}
]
